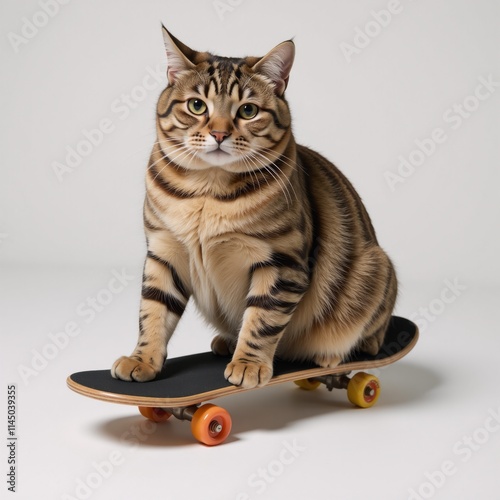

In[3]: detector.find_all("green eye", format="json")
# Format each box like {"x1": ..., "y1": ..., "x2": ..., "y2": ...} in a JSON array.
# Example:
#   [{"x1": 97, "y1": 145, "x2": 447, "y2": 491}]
[
  {"x1": 238, "y1": 103, "x2": 259, "y2": 120},
  {"x1": 188, "y1": 98, "x2": 207, "y2": 115}
]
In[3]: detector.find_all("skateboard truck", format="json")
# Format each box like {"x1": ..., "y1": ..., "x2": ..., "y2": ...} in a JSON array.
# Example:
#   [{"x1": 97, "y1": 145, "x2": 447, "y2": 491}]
[
  {"x1": 169, "y1": 405, "x2": 223, "y2": 435},
  {"x1": 311, "y1": 372, "x2": 352, "y2": 391},
  {"x1": 169, "y1": 405, "x2": 198, "y2": 422}
]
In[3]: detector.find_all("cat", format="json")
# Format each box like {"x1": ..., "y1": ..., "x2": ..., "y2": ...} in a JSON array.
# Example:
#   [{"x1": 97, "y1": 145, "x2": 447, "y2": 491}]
[{"x1": 111, "y1": 26, "x2": 397, "y2": 389}]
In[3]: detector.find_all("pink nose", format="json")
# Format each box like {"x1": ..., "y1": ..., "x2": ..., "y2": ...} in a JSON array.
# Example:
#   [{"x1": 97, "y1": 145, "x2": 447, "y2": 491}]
[{"x1": 210, "y1": 130, "x2": 230, "y2": 144}]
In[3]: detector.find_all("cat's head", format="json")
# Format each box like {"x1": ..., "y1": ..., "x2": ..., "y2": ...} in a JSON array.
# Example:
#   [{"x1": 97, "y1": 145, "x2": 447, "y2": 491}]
[{"x1": 156, "y1": 26, "x2": 295, "y2": 173}]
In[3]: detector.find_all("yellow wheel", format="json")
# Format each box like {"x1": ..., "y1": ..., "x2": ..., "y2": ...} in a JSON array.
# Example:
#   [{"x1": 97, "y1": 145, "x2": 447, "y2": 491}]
[
  {"x1": 347, "y1": 372, "x2": 381, "y2": 408},
  {"x1": 294, "y1": 378, "x2": 321, "y2": 390},
  {"x1": 191, "y1": 404, "x2": 232, "y2": 446},
  {"x1": 138, "y1": 406, "x2": 172, "y2": 422}
]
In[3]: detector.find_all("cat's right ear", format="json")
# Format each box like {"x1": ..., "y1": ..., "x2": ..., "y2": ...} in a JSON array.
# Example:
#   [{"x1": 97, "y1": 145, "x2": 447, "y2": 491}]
[{"x1": 162, "y1": 25, "x2": 196, "y2": 85}]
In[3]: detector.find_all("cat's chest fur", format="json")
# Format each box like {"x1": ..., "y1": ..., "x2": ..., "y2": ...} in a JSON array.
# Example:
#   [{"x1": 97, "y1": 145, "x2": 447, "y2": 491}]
[{"x1": 159, "y1": 195, "x2": 270, "y2": 334}]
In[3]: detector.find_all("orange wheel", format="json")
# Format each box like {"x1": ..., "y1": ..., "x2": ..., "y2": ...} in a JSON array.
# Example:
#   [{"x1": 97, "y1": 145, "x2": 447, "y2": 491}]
[
  {"x1": 138, "y1": 406, "x2": 172, "y2": 422},
  {"x1": 191, "y1": 404, "x2": 232, "y2": 446}
]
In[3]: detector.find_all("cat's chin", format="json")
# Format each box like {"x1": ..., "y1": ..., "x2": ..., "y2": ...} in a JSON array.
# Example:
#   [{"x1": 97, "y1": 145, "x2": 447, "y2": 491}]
[{"x1": 198, "y1": 150, "x2": 243, "y2": 169}]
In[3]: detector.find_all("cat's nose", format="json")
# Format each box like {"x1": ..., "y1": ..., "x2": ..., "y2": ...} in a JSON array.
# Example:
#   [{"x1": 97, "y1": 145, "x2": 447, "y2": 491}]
[{"x1": 210, "y1": 130, "x2": 230, "y2": 144}]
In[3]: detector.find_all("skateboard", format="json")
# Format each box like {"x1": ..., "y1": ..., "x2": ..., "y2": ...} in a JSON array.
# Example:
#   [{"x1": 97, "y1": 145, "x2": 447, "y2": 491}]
[{"x1": 67, "y1": 316, "x2": 418, "y2": 446}]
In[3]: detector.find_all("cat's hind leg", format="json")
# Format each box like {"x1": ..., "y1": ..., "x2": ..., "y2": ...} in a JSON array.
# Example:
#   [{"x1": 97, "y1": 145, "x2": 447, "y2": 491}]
[
  {"x1": 210, "y1": 335, "x2": 235, "y2": 356},
  {"x1": 359, "y1": 256, "x2": 397, "y2": 356},
  {"x1": 312, "y1": 352, "x2": 342, "y2": 368},
  {"x1": 360, "y1": 324, "x2": 386, "y2": 356}
]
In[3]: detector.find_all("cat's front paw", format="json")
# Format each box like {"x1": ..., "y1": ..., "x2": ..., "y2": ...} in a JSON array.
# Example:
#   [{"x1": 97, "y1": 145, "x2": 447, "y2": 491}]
[
  {"x1": 224, "y1": 358, "x2": 273, "y2": 389},
  {"x1": 111, "y1": 356, "x2": 158, "y2": 382}
]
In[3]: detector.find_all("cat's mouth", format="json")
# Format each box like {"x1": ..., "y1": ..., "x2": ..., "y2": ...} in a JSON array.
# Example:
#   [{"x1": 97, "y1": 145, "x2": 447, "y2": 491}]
[
  {"x1": 200, "y1": 147, "x2": 236, "y2": 167},
  {"x1": 209, "y1": 147, "x2": 230, "y2": 155},
  {"x1": 206, "y1": 148, "x2": 231, "y2": 159}
]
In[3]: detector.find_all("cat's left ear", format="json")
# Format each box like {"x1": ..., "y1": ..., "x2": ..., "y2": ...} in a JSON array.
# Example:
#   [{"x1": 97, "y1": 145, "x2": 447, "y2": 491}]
[
  {"x1": 253, "y1": 40, "x2": 295, "y2": 96},
  {"x1": 162, "y1": 25, "x2": 196, "y2": 85}
]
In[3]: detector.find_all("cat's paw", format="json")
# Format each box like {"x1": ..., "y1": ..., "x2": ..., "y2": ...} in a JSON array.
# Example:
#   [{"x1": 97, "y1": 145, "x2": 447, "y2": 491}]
[
  {"x1": 313, "y1": 353, "x2": 341, "y2": 368},
  {"x1": 361, "y1": 335, "x2": 383, "y2": 356},
  {"x1": 210, "y1": 335, "x2": 235, "y2": 356},
  {"x1": 111, "y1": 356, "x2": 158, "y2": 382},
  {"x1": 224, "y1": 358, "x2": 273, "y2": 389}
]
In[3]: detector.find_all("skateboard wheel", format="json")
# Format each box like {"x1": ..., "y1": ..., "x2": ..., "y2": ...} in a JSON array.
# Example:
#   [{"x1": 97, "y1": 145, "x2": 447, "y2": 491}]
[
  {"x1": 294, "y1": 378, "x2": 321, "y2": 390},
  {"x1": 138, "y1": 406, "x2": 172, "y2": 422},
  {"x1": 191, "y1": 404, "x2": 232, "y2": 446},
  {"x1": 347, "y1": 372, "x2": 381, "y2": 408}
]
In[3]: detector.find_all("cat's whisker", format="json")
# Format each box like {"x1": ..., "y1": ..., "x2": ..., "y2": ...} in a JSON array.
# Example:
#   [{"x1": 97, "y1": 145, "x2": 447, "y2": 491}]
[
  {"x1": 224, "y1": 146, "x2": 261, "y2": 184},
  {"x1": 250, "y1": 150, "x2": 298, "y2": 205},
  {"x1": 240, "y1": 153, "x2": 264, "y2": 192},
  {"x1": 183, "y1": 148, "x2": 199, "y2": 171},
  {"x1": 265, "y1": 166, "x2": 293, "y2": 208},
  {"x1": 148, "y1": 141, "x2": 187, "y2": 158},
  {"x1": 148, "y1": 144, "x2": 192, "y2": 172},
  {"x1": 151, "y1": 146, "x2": 193, "y2": 181},
  {"x1": 255, "y1": 149, "x2": 299, "y2": 198},
  {"x1": 244, "y1": 152, "x2": 271, "y2": 185},
  {"x1": 257, "y1": 146, "x2": 306, "y2": 176},
  {"x1": 148, "y1": 152, "x2": 178, "y2": 174},
  {"x1": 245, "y1": 152, "x2": 292, "y2": 207}
]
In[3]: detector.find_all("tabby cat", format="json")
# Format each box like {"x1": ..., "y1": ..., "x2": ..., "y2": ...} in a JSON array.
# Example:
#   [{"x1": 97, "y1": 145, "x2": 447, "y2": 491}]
[{"x1": 111, "y1": 27, "x2": 397, "y2": 389}]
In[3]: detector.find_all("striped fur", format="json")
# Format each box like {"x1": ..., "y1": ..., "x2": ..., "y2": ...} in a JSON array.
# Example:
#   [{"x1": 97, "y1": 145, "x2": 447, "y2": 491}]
[{"x1": 111, "y1": 27, "x2": 397, "y2": 388}]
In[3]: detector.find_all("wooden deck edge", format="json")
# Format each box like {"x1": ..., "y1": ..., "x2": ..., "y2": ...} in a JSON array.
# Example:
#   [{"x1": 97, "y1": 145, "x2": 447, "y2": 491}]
[{"x1": 67, "y1": 325, "x2": 419, "y2": 408}]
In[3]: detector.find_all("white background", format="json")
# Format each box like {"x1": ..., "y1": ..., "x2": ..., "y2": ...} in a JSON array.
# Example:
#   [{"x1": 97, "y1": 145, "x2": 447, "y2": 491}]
[{"x1": 1, "y1": 1, "x2": 499, "y2": 499}]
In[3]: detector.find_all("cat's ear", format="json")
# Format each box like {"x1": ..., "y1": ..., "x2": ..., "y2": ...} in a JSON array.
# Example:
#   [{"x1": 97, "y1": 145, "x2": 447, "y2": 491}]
[
  {"x1": 162, "y1": 25, "x2": 196, "y2": 85},
  {"x1": 253, "y1": 40, "x2": 295, "y2": 96}
]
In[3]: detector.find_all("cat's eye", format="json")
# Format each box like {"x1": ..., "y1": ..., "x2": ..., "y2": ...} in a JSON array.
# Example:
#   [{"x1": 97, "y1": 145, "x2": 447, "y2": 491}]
[
  {"x1": 237, "y1": 103, "x2": 259, "y2": 120},
  {"x1": 187, "y1": 98, "x2": 207, "y2": 115}
]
